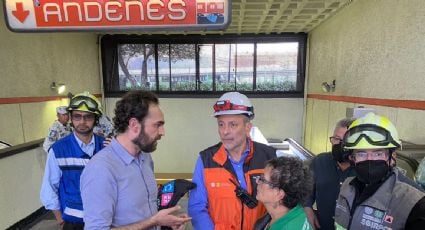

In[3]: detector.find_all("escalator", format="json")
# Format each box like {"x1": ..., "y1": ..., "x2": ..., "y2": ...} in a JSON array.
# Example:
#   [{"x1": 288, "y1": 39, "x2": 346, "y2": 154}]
[
  {"x1": 0, "y1": 140, "x2": 12, "y2": 149},
  {"x1": 267, "y1": 138, "x2": 315, "y2": 161},
  {"x1": 267, "y1": 138, "x2": 425, "y2": 183},
  {"x1": 396, "y1": 142, "x2": 425, "y2": 181}
]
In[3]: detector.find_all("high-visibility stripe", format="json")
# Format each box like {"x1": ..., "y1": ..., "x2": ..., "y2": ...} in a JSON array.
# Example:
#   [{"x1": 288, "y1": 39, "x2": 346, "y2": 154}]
[
  {"x1": 64, "y1": 207, "x2": 84, "y2": 218},
  {"x1": 57, "y1": 158, "x2": 90, "y2": 167}
]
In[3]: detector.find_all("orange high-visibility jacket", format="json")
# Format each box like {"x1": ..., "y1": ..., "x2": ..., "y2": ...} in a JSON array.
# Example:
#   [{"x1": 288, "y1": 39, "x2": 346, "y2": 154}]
[{"x1": 200, "y1": 140, "x2": 276, "y2": 230}]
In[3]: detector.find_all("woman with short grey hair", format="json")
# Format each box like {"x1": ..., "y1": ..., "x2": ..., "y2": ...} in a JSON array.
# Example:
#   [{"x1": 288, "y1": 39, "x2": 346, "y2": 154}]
[{"x1": 254, "y1": 156, "x2": 313, "y2": 230}]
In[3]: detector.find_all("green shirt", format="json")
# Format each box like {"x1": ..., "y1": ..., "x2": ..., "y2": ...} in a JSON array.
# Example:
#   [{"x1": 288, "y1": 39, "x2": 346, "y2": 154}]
[{"x1": 269, "y1": 205, "x2": 313, "y2": 230}]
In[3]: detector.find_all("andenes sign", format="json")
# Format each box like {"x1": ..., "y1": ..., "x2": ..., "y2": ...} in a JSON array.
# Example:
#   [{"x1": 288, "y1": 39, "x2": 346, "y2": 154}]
[{"x1": 4, "y1": 0, "x2": 230, "y2": 32}]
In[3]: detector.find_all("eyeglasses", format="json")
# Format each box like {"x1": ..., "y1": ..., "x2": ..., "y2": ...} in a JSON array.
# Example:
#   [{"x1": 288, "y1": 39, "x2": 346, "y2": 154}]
[
  {"x1": 69, "y1": 96, "x2": 101, "y2": 114},
  {"x1": 329, "y1": 136, "x2": 343, "y2": 145},
  {"x1": 256, "y1": 175, "x2": 277, "y2": 188},
  {"x1": 71, "y1": 113, "x2": 95, "y2": 121},
  {"x1": 213, "y1": 100, "x2": 253, "y2": 113},
  {"x1": 344, "y1": 124, "x2": 400, "y2": 148},
  {"x1": 352, "y1": 150, "x2": 388, "y2": 162}
]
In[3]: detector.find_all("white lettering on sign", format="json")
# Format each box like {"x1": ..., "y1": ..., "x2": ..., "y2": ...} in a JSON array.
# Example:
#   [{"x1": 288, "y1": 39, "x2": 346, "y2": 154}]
[
  {"x1": 84, "y1": 2, "x2": 102, "y2": 22},
  {"x1": 147, "y1": 0, "x2": 164, "y2": 21},
  {"x1": 105, "y1": 2, "x2": 123, "y2": 22},
  {"x1": 4, "y1": 0, "x2": 230, "y2": 32},
  {"x1": 125, "y1": 1, "x2": 144, "y2": 21},
  {"x1": 168, "y1": 0, "x2": 186, "y2": 20},
  {"x1": 43, "y1": 3, "x2": 61, "y2": 22},
  {"x1": 40, "y1": 0, "x2": 187, "y2": 23},
  {"x1": 63, "y1": 3, "x2": 82, "y2": 22}
]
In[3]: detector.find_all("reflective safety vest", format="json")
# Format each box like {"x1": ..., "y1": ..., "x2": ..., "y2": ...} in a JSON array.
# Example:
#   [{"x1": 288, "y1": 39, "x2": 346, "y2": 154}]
[
  {"x1": 334, "y1": 170, "x2": 425, "y2": 230},
  {"x1": 52, "y1": 133, "x2": 104, "y2": 223},
  {"x1": 200, "y1": 140, "x2": 276, "y2": 230}
]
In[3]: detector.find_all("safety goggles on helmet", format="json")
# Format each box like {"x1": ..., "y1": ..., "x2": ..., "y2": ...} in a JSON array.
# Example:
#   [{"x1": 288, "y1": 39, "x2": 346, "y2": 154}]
[
  {"x1": 343, "y1": 124, "x2": 401, "y2": 148},
  {"x1": 68, "y1": 95, "x2": 101, "y2": 115},
  {"x1": 213, "y1": 100, "x2": 254, "y2": 114}
]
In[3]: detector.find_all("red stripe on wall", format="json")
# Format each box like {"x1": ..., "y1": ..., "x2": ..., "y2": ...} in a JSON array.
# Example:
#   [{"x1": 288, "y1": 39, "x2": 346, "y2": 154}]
[
  {"x1": 308, "y1": 94, "x2": 425, "y2": 110},
  {"x1": 0, "y1": 94, "x2": 102, "y2": 105}
]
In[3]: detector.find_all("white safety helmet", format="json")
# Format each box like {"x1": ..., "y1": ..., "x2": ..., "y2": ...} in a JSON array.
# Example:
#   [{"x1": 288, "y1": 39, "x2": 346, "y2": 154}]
[{"x1": 213, "y1": 92, "x2": 254, "y2": 119}]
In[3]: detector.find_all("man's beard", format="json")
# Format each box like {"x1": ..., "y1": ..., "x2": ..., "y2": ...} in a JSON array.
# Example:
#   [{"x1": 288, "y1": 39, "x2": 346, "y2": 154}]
[
  {"x1": 74, "y1": 124, "x2": 94, "y2": 136},
  {"x1": 132, "y1": 127, "x2": 159, "y2": 153}
]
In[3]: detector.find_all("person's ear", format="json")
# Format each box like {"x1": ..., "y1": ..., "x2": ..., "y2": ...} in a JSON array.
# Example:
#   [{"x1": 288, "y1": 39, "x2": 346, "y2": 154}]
[
  {"x1": 390, "y1": 152, "x2": 397, "y2": 166},
  {"x1": 128, "y1": 118, "x2": 141, "y2": 133},
  {"x1": 276, "y1": 189, "x2": 285, "y2": 201},
  {"x1": 245, "y1": 121, "x2": 253, "y2": 133}
]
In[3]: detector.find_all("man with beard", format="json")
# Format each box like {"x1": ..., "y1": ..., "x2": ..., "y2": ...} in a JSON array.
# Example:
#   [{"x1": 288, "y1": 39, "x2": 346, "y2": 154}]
[
  {"x1": 81, "y1": 91, "x2": 191, "y2": 230},
  {"x1": 334, "y1": 113, "x2": 425, "y2": 230},
  {"x1": 188, "y1": 92, "x2": 277, "y2": 230},
  {"x1": 40, "y1": 92, "x2": 105, "y2": 229},
  {"x1": 304, "y1": 118, "x2": 356, "y2": 230}
]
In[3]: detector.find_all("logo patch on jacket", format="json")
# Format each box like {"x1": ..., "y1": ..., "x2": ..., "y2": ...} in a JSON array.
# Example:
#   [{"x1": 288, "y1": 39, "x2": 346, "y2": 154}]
[
  {"x1": 360, "y1": 206, "x2": 392, "y2": 229},
  {"x1": 210, "y1": 182, "x2": 232, "y2": 188}
]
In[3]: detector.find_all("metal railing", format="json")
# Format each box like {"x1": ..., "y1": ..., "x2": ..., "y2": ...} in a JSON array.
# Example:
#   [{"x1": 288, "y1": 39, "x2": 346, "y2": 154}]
[{"x1": 0, "y1": 138, "x2": 43, "y2": 160}]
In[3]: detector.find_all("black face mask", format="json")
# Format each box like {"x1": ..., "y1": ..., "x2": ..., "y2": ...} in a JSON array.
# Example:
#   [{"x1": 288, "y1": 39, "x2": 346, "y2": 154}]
[
  {"x1": 331, "y1": 144, "x2": 350, "y2": 163},
  {"x1": 355, "y1": 160, "x2": 390, "y2": 184}
]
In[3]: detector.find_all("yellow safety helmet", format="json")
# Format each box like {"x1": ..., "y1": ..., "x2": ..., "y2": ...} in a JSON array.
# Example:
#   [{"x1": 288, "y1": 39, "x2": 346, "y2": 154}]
[
  {"x1": 343, "y1": 113, "x2": 401, "y2": 150},
  {"x1": 67, "y1": 92, "x2": 102, "y2": 116}
]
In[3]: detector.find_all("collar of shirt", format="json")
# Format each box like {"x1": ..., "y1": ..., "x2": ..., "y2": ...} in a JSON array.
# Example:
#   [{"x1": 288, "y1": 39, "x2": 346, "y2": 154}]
[
  {"x1": 111, "y1": 138, "x2": 145, "y2": 166},
  {"x1": 73, "y1": 132, "x2": 96, "y2": 157}
]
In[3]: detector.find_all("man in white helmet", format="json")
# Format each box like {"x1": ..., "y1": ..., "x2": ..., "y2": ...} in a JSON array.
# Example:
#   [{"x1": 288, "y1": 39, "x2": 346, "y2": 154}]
[
  {"x1": 188, "y1": 92, "x2": 277, "y2": 230},
  {"x1": 334, "y1": 113, "x2": 425, "y2": 230}
]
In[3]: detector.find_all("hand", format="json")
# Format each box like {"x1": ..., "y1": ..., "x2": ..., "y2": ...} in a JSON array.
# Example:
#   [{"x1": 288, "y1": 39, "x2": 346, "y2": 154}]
[
  {"x1": 171, "y1": 214, "x2": 190, "y2": 230},
  {"x1": 52, "y1": 210, "x2": 64, "y2": 229},
  {"x1": 152, "y1": 206, "x2": 192, "y2": 227},
  {"x1": 103, "y1": 137, "x2": 112, "y2": 147},
  {"x1": 171, "y1": 224, "x2": 186, "y2": 230},
  {"x1": 304, "y1": 207, "x2": 320, "y2": 230}
]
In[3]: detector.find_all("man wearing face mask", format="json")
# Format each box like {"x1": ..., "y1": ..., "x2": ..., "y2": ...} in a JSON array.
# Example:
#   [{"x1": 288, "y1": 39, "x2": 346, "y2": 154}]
[
  {"x1": 304, "y1": 118, "x2": 356, "y2": 230},
  {"x1": 334, "y1": 113, "x2": 425, "y2": 230}
]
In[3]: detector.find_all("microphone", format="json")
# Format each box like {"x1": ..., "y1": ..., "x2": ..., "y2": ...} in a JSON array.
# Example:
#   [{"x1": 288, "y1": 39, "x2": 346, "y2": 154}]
[
  {"x1": 157, "y1": 179, "x2": 196, "y2": 230},
  {"x1": 157, "y1": 179, "x2": 196, "y2": 210}
]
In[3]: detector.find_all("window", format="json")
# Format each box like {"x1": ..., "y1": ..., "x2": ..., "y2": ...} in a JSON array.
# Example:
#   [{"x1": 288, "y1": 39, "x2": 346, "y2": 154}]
[{"x1": 102, "y1": 34, "x2": 306, "y2": 97}]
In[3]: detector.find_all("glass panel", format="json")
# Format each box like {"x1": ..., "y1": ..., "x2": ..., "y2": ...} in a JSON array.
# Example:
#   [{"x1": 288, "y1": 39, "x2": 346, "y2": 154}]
[
  {"x1": 110, "y1": 36, "x2": 305, "y2": 95},
  {"x1": 199, "y1": 44, "x2": 214, "y2": 91},
  {"x1": 256, "y1": 42, "x2": 298, "y2": 91},
  {"x1": 117, "y1": 44, "x2": 156, "y2": 91},
  {"x1": 170, "y1": 44, "x2": 196, "y2": 91},
  {"x1": 235, "y1": 44, "x2": 254, "y2": 91},
  {"x1": 215, "y1": 44, "x2": 236, "y2": 91},
  {"x1": 157, "y1": 44, "x2": 170, "y2": 91}
]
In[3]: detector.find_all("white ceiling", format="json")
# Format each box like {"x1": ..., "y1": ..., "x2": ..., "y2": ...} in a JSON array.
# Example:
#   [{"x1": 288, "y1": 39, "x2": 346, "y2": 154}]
[
  {"x1": 225, "y1": 0, "x2": 353, "y2": 34},
  {"x1": 117, "y1": 0, "x2": 353, "y2": 35},
  {"x1": 171, "y1": 0, "x2": 353, "y2": 35}
]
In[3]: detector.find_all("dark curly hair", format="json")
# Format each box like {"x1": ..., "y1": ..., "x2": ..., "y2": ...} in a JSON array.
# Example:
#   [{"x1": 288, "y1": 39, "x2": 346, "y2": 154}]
[
  {"x1": 113, "y1": 91, "x2": 159, "y2": 134},
  {"x1": 267, "y1": 156, "x2": 313, "y2": 209}
]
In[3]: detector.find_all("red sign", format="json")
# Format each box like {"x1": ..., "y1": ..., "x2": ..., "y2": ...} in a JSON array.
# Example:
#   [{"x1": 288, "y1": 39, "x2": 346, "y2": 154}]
[{"x1": 4, "y1": 0, "x2": 230, "y2": 32}]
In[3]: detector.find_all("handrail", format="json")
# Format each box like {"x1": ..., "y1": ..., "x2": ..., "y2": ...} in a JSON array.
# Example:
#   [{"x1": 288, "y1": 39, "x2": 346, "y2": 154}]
[
  {"x1": 283, "y1": 138, "x2": 315, "y2": 160},
  {"x1": 396, "y1": 151, "x2": 420, "y2": 174},
  {"x1": 0, "y1": 138, "x2": 44, "y2": 160}
]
